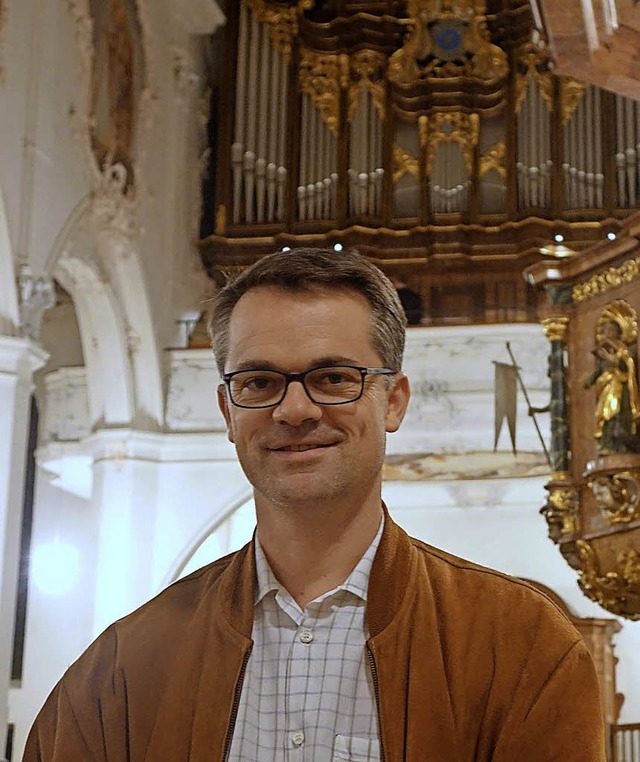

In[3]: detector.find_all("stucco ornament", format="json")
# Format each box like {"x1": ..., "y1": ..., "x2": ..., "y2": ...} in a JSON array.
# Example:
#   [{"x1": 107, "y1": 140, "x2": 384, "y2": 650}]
[
  {"x1": 90, "y1": 159, "x2": 137, "y2": 241},
  {"x1": 173, "y1": 48, "x2": 201, "y2": 110},
  {"x1": 18, "y1": 264, "x2": 56, "y2": 340}
]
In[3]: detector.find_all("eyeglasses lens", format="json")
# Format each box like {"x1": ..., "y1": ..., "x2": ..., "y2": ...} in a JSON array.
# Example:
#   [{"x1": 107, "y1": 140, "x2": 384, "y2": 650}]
[{"x1": 228, "y1": 366, "x2": 364, "y2": 407}]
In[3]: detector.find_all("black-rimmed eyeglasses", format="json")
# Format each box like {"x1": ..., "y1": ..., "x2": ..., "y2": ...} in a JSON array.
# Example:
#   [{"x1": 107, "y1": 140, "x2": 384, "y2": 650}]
[{"x1": 222, "y1": 365, "x2": 396, "y2": 409}]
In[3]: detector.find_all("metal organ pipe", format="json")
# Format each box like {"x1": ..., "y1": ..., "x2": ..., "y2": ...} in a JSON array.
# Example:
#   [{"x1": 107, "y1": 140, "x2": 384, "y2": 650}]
[
  {"x1": 625, "y1": 97, "x2": 636, "y2": 207},
  {"x1": 232, "y1": 3, "x2": 249, "y2": 223},
  {"x1": 585, "y1": 87, "x2": 594, "y2": 208},
  {"x1": 594, "y1": 88, "x2": 603, "y2": 207},
  {"x1": 299, "y1": 95, "x2": 310, "y2": 220},
  {"x1": 562, "y1": 115, "x2": 571, "y2": 209},
  {"x1": 246, "y1": 18, "x2": 259, "y2": 159},
  {"x1": 234, "y1": 4, "x2": 249, "y2": 152},
  {"x1": 577, "y1": 96, "x2": 586, "y2": 207},
  {"x1": 616, "y1": 94, "x2": 626, "y2": 206}
]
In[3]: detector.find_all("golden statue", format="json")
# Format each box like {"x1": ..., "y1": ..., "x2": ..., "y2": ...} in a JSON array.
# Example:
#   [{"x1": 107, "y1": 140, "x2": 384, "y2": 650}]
[{"x1": 585, "y1": 311, "x2": 640, "y2": 454}]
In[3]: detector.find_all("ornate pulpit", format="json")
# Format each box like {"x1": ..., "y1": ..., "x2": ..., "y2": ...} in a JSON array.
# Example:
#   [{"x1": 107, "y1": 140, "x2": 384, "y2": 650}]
[{"x1": 527, "y1": 217, "x2": 640, "y2": 620}]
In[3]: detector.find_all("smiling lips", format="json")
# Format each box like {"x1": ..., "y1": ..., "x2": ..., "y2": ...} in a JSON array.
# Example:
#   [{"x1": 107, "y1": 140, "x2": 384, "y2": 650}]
[{"x1": 271, "y1": 442, "x2": 335, "y2": 452}]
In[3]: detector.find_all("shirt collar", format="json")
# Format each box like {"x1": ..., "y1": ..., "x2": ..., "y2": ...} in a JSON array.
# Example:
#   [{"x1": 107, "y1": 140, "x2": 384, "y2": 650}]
[{"x1": 253, "y1": 512, "x2": 385, "y2": 606}]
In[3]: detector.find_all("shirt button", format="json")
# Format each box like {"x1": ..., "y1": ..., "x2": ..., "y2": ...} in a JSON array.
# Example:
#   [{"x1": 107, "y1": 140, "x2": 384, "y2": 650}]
[
  {"x1": 291, "y1": 730, "x2": 305, "y2": 747},
  {"x1": 299, "y1": 628, "x2": 313, "y2": 644}
]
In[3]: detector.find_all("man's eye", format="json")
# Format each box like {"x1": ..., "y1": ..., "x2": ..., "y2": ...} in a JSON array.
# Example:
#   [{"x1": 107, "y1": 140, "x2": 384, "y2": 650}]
[
  {"x1": 317, "y1": 371, "x2": 352, "y2": 385},
  {"x1": 245, "y1": 376, "x2": 275, "y2": 390}
]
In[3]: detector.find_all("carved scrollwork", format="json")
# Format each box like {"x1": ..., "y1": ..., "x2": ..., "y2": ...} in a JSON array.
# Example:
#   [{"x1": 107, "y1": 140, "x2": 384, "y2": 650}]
[
  {"x1": 388, "y1": 0, "x2": 507, "y2": 85},
  {"x1": 424, "y1": 112, "x2": 480, "y2": 174},
  {"x1": 245, "y1": 0, "x2": 305, "y2": 61},
  {"x1": 576, "y1": 540, "x2": 640, "y2": 619},
  {"x1": 514, "y1": 43, "x2": 553, "y2": 115},
  {"x1": 299, "y1": 49, "x2": 346, "y2": 135},
  {"x1": 348, "y1": 50, "x2": 387, "y2": 122},
  {"x1": 573, "y1": 257, "x2": 640, "y2": 303},
  {"x1": 479, "y1": 140, "x2": 506, "y2": 179},
  {"x1": 541, "y1": 486, "x2": 580, "y2": 538},
  {"x1": 561, "y1": 78, "x2": 588, "y2": 126},
  {"x1": 596, "y1": 300, "x2": 638, "y2": 345},
  {"x1": 392, "y1": 145, "x2": 420, "y2": 184},
  {"x1": 589, "y1": 471, "x2": 640, "y2": 524},
  {"x1": 542, "y1": 316, "x2": 569, "y2": 342},
  {"x1": 91, "y1": 159, "x2": 137, "y2": 240}
]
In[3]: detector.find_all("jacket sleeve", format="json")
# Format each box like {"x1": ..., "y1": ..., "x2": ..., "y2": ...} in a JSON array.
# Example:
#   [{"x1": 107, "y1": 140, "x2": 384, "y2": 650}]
[
  {"x1": 22, "y1": 627, "x2": 129, "y2": 762},
  {"x1": 492, "y1": 638, "x2": 607, "y2": 762}
]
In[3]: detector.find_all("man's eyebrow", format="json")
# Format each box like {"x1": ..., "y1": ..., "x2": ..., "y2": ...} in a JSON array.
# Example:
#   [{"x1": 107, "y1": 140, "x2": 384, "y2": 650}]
[
  {"x1": 227, "y1": 356, "x2": 363, "y2": 373},
  {"x1": 226, "y1": 360, "x2": 282, "y2": 373},
  {"x1": 309, "y1": 355, "x2": 363, "y2": 368}
]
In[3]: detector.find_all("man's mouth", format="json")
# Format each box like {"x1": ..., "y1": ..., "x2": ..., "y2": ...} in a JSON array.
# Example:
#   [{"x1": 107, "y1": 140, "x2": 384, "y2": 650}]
[{"x1": 272, "y1": 443, "x2": 334, "y2": 452}]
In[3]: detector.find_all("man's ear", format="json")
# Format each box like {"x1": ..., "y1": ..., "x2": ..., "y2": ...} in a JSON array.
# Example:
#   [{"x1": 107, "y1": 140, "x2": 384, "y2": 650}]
[
  {"x1": 385, "y1": 373, "x2": 410, "y2": 433},
  {"x1": 217, "y1": 384, "x2": 235, "y2": 443}
]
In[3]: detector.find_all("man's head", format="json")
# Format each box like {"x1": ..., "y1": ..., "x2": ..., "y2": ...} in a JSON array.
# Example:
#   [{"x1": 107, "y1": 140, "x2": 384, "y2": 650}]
[
  {"x1": 211, "y1": 248, "x2": 410, "y2": 514},
  {"x1": 210, "y1": 247, "x2": 407, "y2": 377}
]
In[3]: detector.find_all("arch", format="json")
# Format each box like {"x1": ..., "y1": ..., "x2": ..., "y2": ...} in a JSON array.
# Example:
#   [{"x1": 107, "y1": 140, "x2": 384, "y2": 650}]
[
  {"x1": 47, "y1": 196, "x2": 134, "y2": 426},
  {"x1": 95, "y1": 232, "x2": 165, "y2": 428},
  {"x1": 55, "y1": 253, "x2": 134, "y2": 427},
  {"x1": 47, "y1": 190, "x2": 164, "y2": 428}
]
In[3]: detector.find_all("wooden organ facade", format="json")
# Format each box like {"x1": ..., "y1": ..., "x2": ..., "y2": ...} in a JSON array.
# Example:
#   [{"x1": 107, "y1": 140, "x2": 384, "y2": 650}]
[{"x1": 201, "y1": 0, "x2": 640, "y2": 325}]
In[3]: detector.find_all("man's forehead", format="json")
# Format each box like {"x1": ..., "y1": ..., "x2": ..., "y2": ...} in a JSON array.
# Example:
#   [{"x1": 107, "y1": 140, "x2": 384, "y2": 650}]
[
  {"x1": 233, "y1": 283, "x2": 368, "y2": 306},
  {"x1": 224, "y1": 285, "x2": 379, "y2": 369}
]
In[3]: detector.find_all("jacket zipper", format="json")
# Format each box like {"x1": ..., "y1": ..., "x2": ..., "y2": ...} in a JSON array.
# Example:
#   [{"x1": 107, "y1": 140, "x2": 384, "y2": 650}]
[
  {"x1": 222, "y1": 645, "x2": 253, "y2": 762},
  {"x1": 367, "y1": 645, "x2": 386, "y2": 762}
]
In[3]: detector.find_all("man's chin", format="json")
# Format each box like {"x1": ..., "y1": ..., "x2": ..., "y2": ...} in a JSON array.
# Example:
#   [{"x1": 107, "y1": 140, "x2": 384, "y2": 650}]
[{"x1": 256, "y1": 475, "x2": 340, "y2": 510}]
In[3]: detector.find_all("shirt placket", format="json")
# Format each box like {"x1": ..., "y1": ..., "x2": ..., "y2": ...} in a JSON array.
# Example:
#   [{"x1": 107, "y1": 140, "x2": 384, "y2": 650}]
[{"x1": 282, "y1": 599, "x2": 318, "y2": 761}]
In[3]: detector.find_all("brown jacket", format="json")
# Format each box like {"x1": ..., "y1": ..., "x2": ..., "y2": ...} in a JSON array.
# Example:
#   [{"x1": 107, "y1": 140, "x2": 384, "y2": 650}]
[{"x1": 24, "y1": 515, "x2": 606, "y2": 761}]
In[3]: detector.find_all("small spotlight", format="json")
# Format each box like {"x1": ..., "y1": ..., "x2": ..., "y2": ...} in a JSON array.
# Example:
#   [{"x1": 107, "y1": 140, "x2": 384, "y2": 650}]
[
  {"x1": 554, "y1": 234, "x2": 564, "y2": 243},
  {"x1": 333, "y1": 243, "x2": 343, "y2": 252},
  {"x1": 282, "y1": 246, "x2": 291, "y2": 252},
  {"x1": 607, "y1": 232, "x2": 616, "y2": 241}
]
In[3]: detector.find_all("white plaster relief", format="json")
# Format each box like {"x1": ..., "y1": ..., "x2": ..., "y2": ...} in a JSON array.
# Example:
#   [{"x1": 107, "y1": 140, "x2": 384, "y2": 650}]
[
  {"x1": 394, "y1": 325, "x2": 551, "y2": 455},
  {"x1": 90, "y1": 161, "x2": 137, "y2": 242},
  {"x1": 18, "y1": 264, "x2": 56, "y2": 340},
  {"x1": 59, "y1": 239, "x2": 106, "y2": 284},
  {"x1": 165, "y1": 349, "x2": 226, "y2": 431},
  {"x1": 172, "y1": 48, "x2": 201, "y2": 110},
  {"x1": 41, "y1": 366, "x2": 91, "y2": 444}
]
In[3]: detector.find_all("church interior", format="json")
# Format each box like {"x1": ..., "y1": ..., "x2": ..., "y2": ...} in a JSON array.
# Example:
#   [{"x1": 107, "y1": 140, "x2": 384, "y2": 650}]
[{"x1": 2, "y1": 0, "x2": 640, "y2": 759}]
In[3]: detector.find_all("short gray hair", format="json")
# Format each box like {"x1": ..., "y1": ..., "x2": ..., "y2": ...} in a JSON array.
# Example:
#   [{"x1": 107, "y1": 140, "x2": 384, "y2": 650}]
[{"x1": 209, "y1": 247, "x2": 407, "y2": 375}]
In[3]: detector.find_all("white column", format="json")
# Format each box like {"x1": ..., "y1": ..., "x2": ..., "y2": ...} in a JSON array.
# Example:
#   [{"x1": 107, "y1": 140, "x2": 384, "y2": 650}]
[
  {"x1": 0, "y1": 336, "x2": 47, "y2": 756},
  {"x1": 86, "y1": 430, "x2": 162, "y2": 637}
]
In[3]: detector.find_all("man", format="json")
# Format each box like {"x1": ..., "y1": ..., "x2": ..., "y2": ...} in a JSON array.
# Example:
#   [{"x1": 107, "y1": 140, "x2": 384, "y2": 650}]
[{"x1": 24, "y1": 247, "x2": 605, "y2": 761}]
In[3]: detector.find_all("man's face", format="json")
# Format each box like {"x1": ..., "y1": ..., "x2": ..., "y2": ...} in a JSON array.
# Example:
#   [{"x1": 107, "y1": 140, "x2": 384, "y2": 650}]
[{"x1": 217, "y1": 286, "x2": 410, "y2": 513}]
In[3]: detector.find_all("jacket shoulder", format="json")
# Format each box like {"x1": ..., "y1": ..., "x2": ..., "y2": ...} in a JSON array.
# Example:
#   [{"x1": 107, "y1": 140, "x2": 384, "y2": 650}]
[
  {"x1": 408, "y1": 535, "x2": 580, "y2": 639},
  {"x1": 115, "y1": 544, "x2": 247, "y2": 635}
]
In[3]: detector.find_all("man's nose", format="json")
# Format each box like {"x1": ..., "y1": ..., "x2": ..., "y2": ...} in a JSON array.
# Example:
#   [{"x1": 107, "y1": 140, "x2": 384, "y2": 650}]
[{"x1": 272, "y1": 380, "x2": 323, "y2": 425}]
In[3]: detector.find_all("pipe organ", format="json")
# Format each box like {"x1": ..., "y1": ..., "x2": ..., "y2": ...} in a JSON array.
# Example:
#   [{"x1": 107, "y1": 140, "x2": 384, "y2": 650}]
[{"x1": 201, "y1": 0, "x2": 640, "y2": 325}]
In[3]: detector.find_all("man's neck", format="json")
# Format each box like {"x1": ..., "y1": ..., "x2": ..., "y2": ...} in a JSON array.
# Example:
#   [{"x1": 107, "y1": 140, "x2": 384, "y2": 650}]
[{"x1": 255, "y1": 497, "x2": 383, "y2": 610}]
